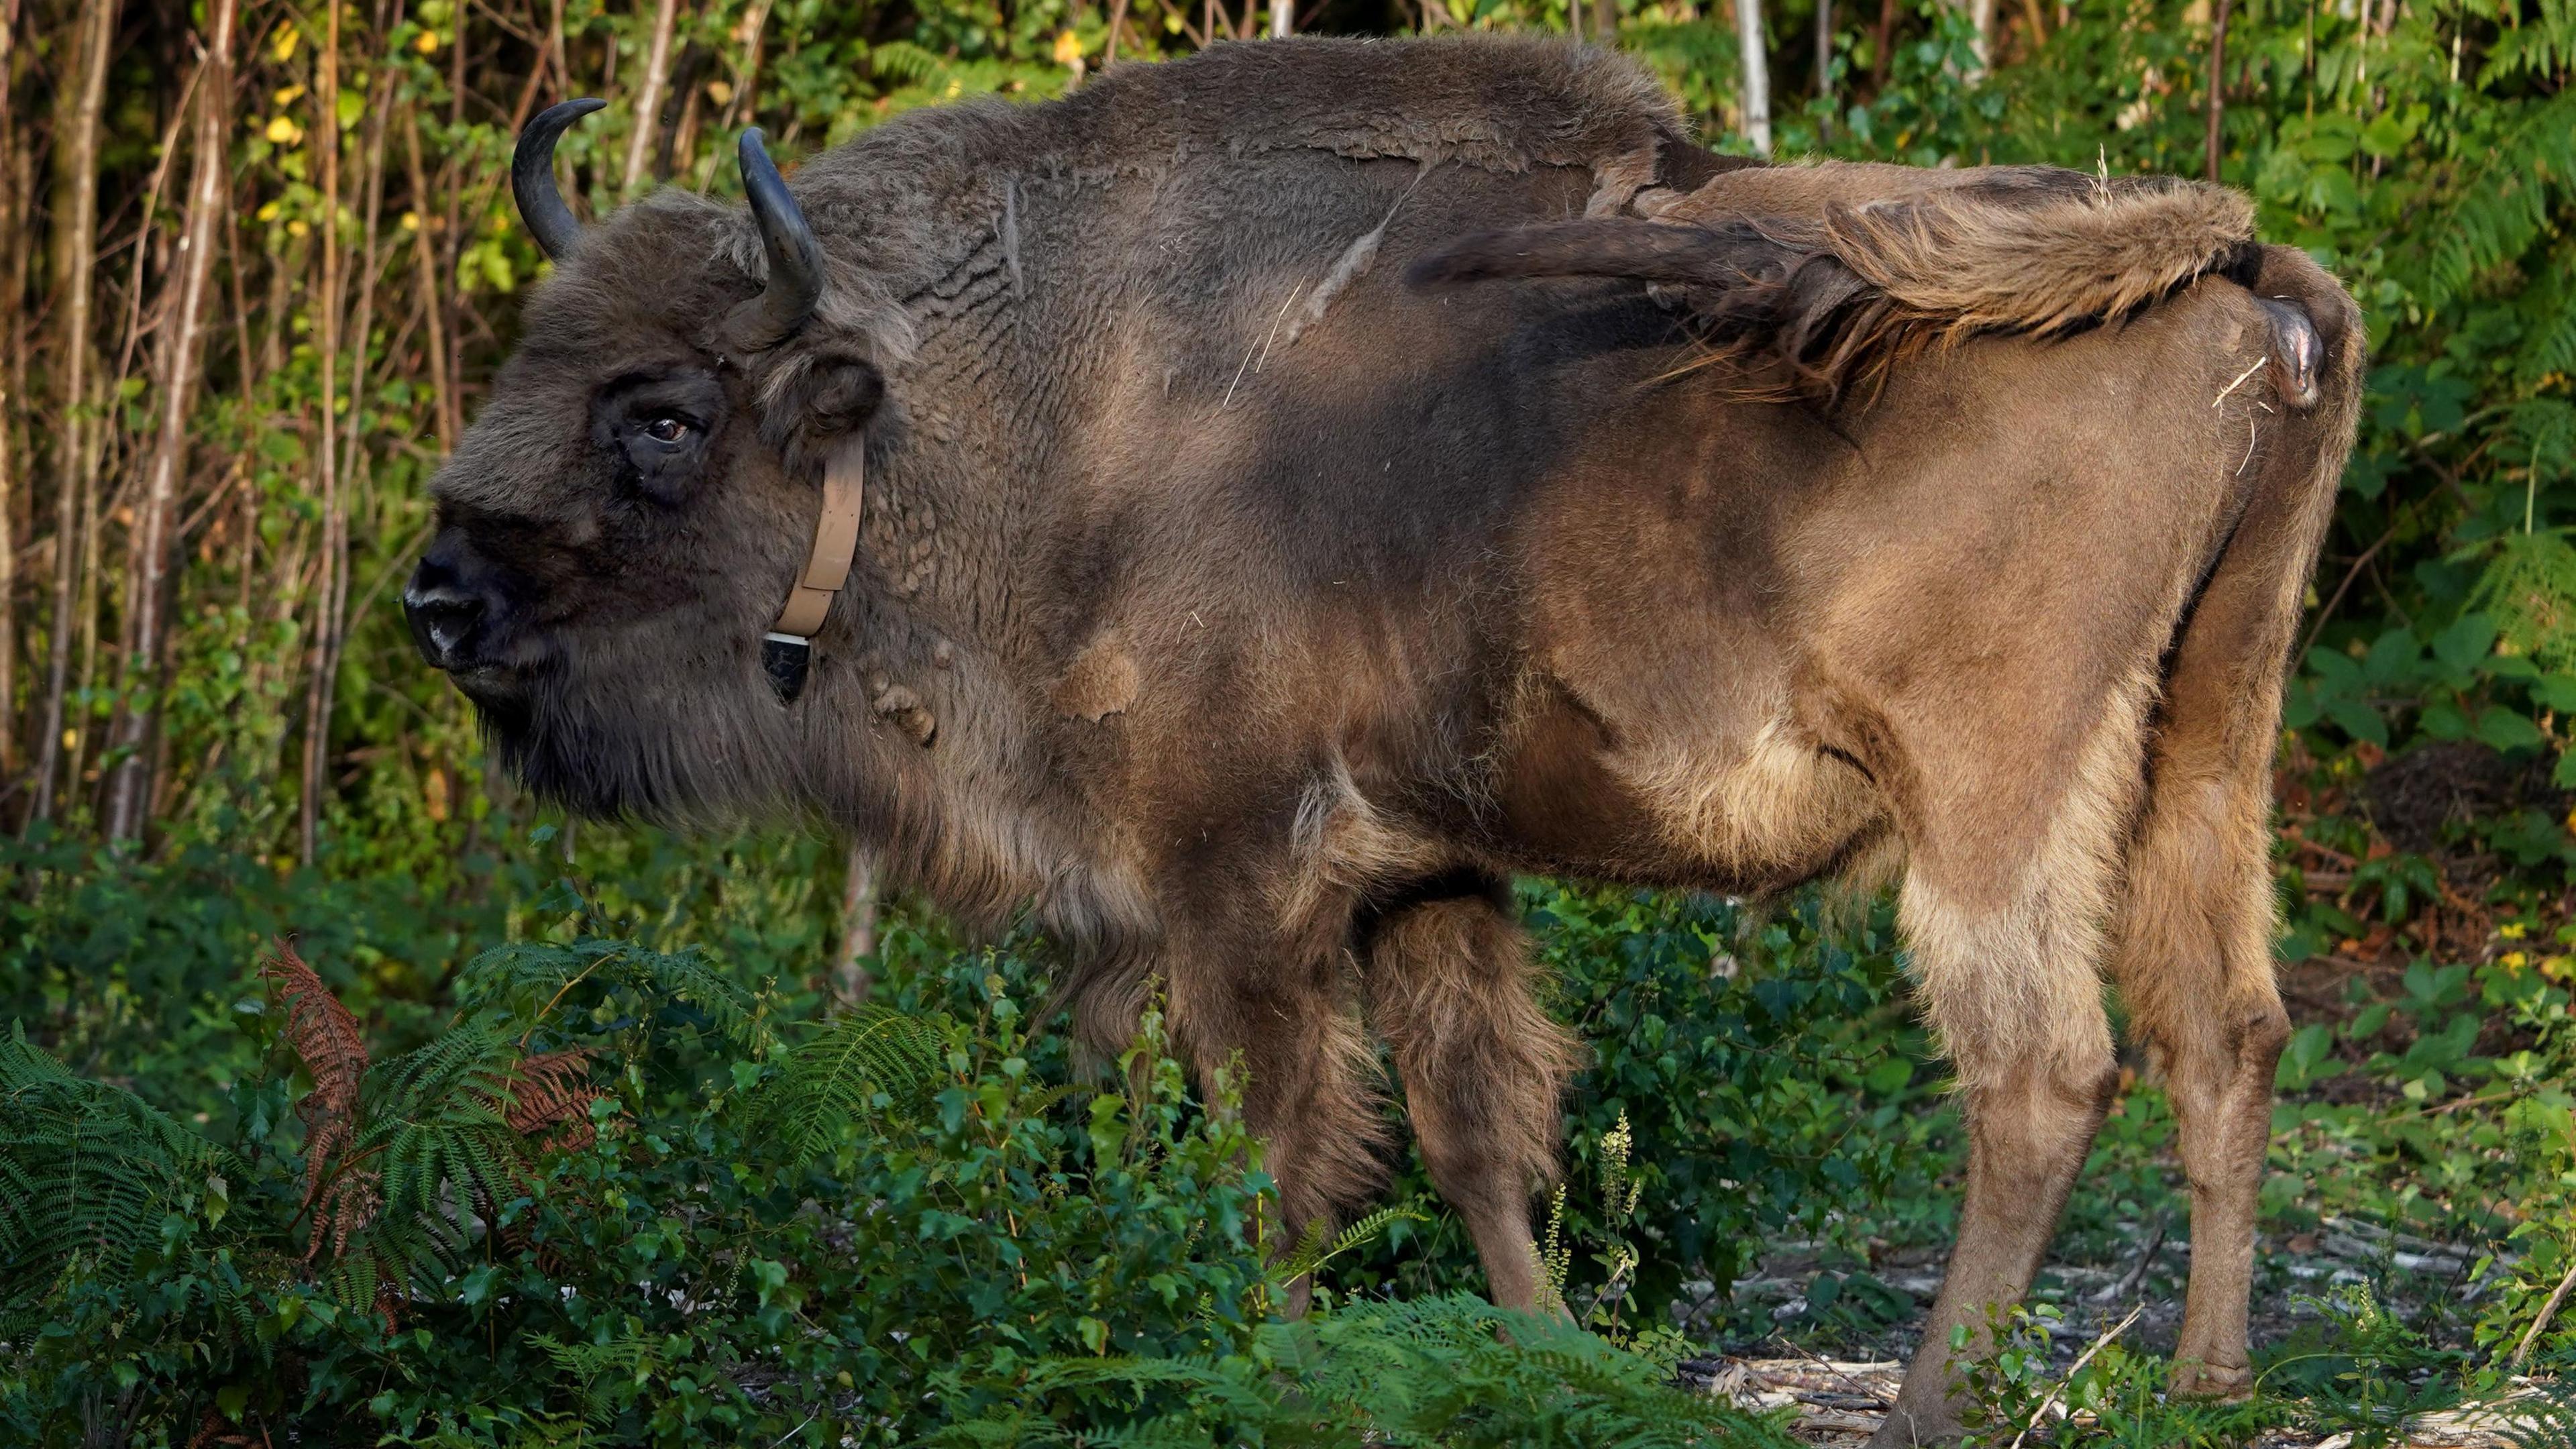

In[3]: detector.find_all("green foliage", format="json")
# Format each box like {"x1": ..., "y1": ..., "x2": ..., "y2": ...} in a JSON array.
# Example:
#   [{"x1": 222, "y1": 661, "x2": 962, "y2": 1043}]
[
  {"x1": 1338, "y1": 885, "x2": 1914, "y2": 1326},
  {"x1": 940, "y1": 1294, "x2": 1802, "y2": 1448},
  {"x1": 763, "y1": 1001, "x2": 950, "y2": 1160},
  {"x1": 0, "y1": 1027, "x2": 233, "y2": 1326},
  {"x1": 15, "y1": 0, "x2": 2576, "y2": 1438},
  {"x1": 0, "y1": 932, "x2": 1267, "y2": 1444},
  {"x1": 5, "y1": 920, "x2": 1811, "y2": 1448}
]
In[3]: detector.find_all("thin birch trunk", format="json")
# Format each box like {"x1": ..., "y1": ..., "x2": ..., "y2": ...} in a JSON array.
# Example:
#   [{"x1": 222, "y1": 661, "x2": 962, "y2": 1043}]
[
  {"x1": 31, "y1": 0, "x2": 114, "y2": 828},
  {"x1": 106, "y1": 0, "x2": 237, "y2": 842},
  {"x1": 402, "y1": 109, "x2": 457, "y2": 454},
  {"x1": 834, "y1": 841, "x2": 878, "y2": 1008},
  {"x1": 339, "y1": 60, "x2": 394, "y2": 495},
  {"x1": 696, "y1": 0, "x2": 769, "y2": 188},
  {"x1": 621, "y1": 0, "x2": 682, "y2": 195},
  {"x1": 2206, "y1": 0, "x2": 2233, "y2": 180},
  {"x1": 299, "y1": 0, "x2": 346, "y2": 865},
  {"x1": 1735, "y1": 0, "x2": 1772, "y2": 156},
  {"x1": 1816, "y1": 0, "x2": 1833, "y2": 105},
  {"x1": 0, "y1": 0, "x2": 21, "y2": 786}
]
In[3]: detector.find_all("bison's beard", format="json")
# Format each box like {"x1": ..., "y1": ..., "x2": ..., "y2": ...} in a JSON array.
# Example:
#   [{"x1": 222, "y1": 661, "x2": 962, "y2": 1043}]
[{"x1": 475, "y1": 651, "x2": 806, "y2": 828}]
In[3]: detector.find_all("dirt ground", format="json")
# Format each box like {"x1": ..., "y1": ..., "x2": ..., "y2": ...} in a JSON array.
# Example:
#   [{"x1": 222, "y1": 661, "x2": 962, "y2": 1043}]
[{"x1": 1675, "y1": 1218, "x2": 2552, "y2": 1446}]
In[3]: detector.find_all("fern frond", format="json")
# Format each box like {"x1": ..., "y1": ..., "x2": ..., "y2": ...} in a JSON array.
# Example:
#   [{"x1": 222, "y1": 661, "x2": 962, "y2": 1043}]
[
  {"x1": 264, "y1": 941, "x2": 368, "y2": 1208},
  {"x1": 458, "y1": 939, "x2": 769, "y2": 1053},
  {"x1": 1277, "y1": 1205, "x2": 1426, "y2": 1284},
  {"x1": 870, "y1": 40, "x2": 947, "y2": 85},
  {"x1": 768, "y1": 1005, "x2": 947, "y2": 1161},
  {"x1": 2518, "y1": 266, "x2": 2576, "y2": 389},
  {"x1": 0, "y1": 1026, "x2": 232, "y2": 1316},
  {"x1": 490, "y1": 1048, "x2": 608, "y2": 1152},
  {"x1": 2502, "y1": 1378, "x2": 2576, "y2": 1449},
  {"x1": 2471, "y1": 525, "x2": 2576, "y2": 674},
  {"x1": 2423, "y1": 89, "x2": 2576, "y2": 309}
]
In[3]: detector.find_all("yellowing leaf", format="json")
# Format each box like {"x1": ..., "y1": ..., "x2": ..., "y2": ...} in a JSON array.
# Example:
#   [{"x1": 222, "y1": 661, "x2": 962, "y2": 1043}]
[
  {"x1": 1053, "y1": 30, "x2": 1083, "y2": 64},
  {"x1": 265, "y1": 116, "x2": 305, "y2": 146}
]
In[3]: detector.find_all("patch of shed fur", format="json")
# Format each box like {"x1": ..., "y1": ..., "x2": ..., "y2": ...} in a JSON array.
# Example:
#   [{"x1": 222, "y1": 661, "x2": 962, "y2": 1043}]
[{"x1": 1051, "y1": 629, "x2": 1141, "y2": 722}]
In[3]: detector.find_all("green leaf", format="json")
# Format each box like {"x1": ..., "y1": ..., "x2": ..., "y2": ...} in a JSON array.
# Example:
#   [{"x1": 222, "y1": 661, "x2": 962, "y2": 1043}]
[{"x1": 2476, "y1": 708, "x2": 2547, "y2": 752}]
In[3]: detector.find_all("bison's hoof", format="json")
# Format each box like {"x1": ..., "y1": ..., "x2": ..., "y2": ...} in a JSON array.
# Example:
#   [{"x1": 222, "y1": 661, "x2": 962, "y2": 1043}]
[
  {"x1": 1865, "y1": 1407, "x2": 1964, "y2": 1448},
  {"x1": 2167, "y1": 1358, "x2": 2255, "y2": 1401}
]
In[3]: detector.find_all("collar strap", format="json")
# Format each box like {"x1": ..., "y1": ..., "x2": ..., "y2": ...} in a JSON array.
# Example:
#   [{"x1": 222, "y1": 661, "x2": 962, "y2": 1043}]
[{"x1": 761, "y1": 441, "x2": 865, "y2": 704}]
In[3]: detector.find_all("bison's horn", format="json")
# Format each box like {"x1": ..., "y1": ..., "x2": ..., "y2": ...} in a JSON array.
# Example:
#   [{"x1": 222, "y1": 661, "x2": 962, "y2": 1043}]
[
  {"x1": 729, "y1": 129, "x2": 824, "y2": 352},
  {"x1": 513, "y1": 98, "x2": 606, "y2": 262}
]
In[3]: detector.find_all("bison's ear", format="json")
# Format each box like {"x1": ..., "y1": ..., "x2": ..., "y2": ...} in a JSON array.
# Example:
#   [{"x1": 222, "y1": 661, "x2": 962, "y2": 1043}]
[
  {"x1": 804, "y1": 356, "x2": 884, "y2": 437},
  {"x1": 763, "y1": 352, "x2": 886, "y2": 468}
]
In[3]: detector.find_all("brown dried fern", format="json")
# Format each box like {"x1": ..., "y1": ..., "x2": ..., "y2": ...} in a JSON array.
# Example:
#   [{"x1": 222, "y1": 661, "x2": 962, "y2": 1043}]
[
  {"x1": 260, "y1": 940, "x2": 372, "y2": 1256},
  {"x1": 309, "y1": 1167, "x2": 382, "y2": 1263},
  {"x1": 492, "y1": 1047, "x2": 609, "y2": 1153}
]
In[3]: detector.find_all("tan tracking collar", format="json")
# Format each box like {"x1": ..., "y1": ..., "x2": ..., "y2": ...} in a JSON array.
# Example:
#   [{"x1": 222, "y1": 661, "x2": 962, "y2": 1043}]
[{"x1": 761, "y1": 441, "x2": 865, "y2": 703}]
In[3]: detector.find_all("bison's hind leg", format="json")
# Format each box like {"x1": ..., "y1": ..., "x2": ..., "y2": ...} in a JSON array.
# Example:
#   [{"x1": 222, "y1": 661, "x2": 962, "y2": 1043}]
[
  {"x1": 1360, "y1": 875, "x2": 1582, "y2": 1313},
  {"x1": 1866, "y1": 669, "x2": 2153, "y2": 1448}
]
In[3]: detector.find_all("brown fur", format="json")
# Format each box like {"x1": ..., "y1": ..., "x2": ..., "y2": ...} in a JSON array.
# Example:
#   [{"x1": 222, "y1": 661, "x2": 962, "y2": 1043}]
[{"x1": 407, "y1": 39, "x2": 2361, "y2": 1446}]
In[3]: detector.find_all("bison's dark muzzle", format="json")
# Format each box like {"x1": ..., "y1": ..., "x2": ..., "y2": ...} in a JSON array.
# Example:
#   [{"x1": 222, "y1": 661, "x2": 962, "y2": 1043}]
[{"x1": 405, "y1": 530, "x2": 515, "y2": 678}]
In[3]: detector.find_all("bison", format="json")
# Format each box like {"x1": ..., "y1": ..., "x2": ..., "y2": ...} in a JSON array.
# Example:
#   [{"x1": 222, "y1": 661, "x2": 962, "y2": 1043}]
[{"x1": 404, "y1": 37, "x2": 2359, "y2": 1443}]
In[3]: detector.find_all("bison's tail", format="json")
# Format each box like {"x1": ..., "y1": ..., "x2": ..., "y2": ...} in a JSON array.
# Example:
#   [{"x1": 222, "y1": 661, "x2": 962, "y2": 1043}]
[{"x1": 1408, "y1": 177, "x2": 2259, "y2": 402}]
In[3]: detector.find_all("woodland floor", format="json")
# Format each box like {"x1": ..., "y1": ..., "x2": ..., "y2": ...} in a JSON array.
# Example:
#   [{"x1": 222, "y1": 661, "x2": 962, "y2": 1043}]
[{"x1": 1682, "y1": 1224, "x2": 2544, "y2": 1444}]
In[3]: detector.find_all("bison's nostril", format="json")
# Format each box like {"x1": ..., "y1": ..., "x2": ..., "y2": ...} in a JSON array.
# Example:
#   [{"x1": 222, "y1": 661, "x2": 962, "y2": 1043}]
[{"x1": 404, "y1": 580, "x2": 487, "y2": 667}]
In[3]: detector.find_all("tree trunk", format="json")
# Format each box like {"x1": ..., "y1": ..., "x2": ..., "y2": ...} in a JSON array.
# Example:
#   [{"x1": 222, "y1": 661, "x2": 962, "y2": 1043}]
[
  {"x1": 2205, "y1": 0, "x2": 2233, "y2": 181},
  {"x1": 1815, "y1": 0, "x2": 1833, "y2": 116},
  {"x1": 30, "y1": 0, "x2": 114, "y2": 828},
  {"x1": 300, "y1": 0, "x2": 347, "y2": 865},
  {"x1": 1270, "y1": 0, "x2": 1291, "y2": 38},
  {"x1": 622, "y1": 0, "x2": 682, "y2": 195},
  {"x1": 1735, "y1": 0, "x2": 1772, "y2": 156},
  {"x1": 1593, "y1": 0, "x2": 1617, "y2": 45},
  {"x1": 835, "y1": 841, "x2": 878, "y2": 1008},
  {"x1": 105, "y1": 0, "x2": 238, "y2": 843},
  {"x1": 0, "y1": 0, "x2": 21, "y2": 788},
  {"x1": 402, "y1": 110, "x2": 457, "y2": 455}
]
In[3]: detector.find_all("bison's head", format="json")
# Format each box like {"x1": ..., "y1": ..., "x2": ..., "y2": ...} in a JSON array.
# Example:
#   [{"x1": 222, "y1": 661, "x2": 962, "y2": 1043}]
[{"x1": 407, "y1": 102, "x2": 902, "y2": 822}]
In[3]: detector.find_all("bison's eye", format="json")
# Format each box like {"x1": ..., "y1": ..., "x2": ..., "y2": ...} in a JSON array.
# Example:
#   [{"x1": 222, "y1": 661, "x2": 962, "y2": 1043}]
[{"x1": 594, "y1": 371, "x2": 724, "y2": 508}]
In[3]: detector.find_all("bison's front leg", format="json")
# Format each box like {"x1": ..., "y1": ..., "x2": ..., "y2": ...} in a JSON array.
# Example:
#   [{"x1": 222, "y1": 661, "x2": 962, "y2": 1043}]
[
  {"x1": 1160, "y1": 923, "x2": 1393, "y2": 1313},
  {"x1": 1358, "y1": 879, "x2": 1580, "y2": 1313}
]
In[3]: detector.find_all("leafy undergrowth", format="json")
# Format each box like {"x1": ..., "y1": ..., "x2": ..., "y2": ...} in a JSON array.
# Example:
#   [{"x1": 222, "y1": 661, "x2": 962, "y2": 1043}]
[{"x1": 0, "y1": 884, "x2": 1797, "y2": 1448}]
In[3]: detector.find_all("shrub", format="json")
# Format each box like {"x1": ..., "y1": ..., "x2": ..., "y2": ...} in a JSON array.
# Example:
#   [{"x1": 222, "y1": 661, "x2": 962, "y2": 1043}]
[{"x1": 0, "y1": 912, "x2": 1790, "y2": 1448}]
